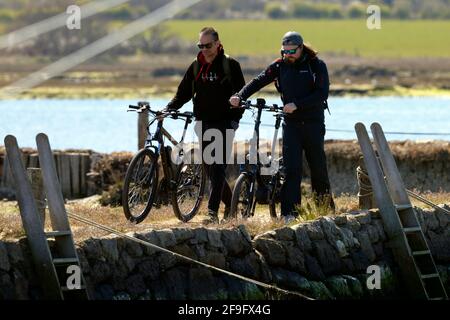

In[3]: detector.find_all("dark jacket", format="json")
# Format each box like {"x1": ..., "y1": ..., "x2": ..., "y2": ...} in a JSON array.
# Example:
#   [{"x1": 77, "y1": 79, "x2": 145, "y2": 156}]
[
  {"x1": 167, "y1": 47, "x2": 245, "y2": 122},
  {"x1": 238, "y1": 53, "x2": 329, "y2": 123}
]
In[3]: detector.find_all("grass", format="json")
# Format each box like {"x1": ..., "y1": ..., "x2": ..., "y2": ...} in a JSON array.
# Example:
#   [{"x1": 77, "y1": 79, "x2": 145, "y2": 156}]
[
  {"x1": 0, "y1": 86, "x2": 177, "y2": 100},
  {"x1": 164, "y1": 19, "x2": 450, "y2": 58},
  {"x1": 1, "y1": 191, "x2": 448, "y2": 242},
  {"x1": 409, "y1": 190, "x2": 450, "y2": 208}
]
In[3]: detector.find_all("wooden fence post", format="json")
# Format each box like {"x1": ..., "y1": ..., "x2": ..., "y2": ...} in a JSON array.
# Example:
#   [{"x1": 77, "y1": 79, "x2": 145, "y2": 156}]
[
  {"x1": 1, "y1": 154, "x2": 13, "y2": 189},
  {"x1": 69, "y1": 154, "x2": 81, "y2": 198},
  {"x1": 36, "y1": 134, "x2": 74, "y2": 253},
  {"x1": 357, "y1": 156, "x2": 376, "y2": 209},
  {"x1": 28, "y1": 153, "x2": 40, "y2": 168},
  {"x1": 80, "y1": 153, "x2": 90, "y2": 197},
  {"x1": 138, "y1": 108, "x2": 149, "y2": 150},
  {"x1": 27, "y1": 168, "x2": 46, "y2": 228}
]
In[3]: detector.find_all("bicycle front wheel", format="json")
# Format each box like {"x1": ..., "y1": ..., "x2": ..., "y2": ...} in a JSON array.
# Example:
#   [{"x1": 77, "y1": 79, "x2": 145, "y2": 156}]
[
  {"x1": 171, "y1": 162, "x2": 206, "y2": 222},
  {"x1": 230, "y1": 173, "x2": 254, "y2": 219},
  {"x1": 122, "y1": 148, "x2": 159, "y2": 223}
]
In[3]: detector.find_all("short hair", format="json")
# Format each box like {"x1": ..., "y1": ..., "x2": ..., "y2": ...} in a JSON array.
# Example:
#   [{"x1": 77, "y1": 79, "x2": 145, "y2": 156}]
[{"x1": 200, "y1": 27, "x2": 219, "y2": 41}]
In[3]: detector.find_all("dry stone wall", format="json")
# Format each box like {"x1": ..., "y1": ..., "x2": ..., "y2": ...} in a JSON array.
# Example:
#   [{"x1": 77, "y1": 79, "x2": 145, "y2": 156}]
[{"x1": 1, "y1": 207, "x2": 449, "y2": 300}]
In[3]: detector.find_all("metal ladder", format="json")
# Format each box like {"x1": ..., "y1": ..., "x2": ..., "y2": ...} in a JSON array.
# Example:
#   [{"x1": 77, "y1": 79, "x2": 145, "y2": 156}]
[
  {"x1": 4, "y1": 134, "x2": 89, "y2": 300},
  {"x1": 355, "y1": 122, "x2": 447, "y2": 300}
]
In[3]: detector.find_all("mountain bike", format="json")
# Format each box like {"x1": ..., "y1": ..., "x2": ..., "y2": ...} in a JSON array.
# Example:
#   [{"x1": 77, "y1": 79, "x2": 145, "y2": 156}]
[
  {"x1": 122, "y1": 101, "x2": 206, "y2": 223},
  {"x1": 230, "y1": 98, "x2": 285, "y2": 219}
]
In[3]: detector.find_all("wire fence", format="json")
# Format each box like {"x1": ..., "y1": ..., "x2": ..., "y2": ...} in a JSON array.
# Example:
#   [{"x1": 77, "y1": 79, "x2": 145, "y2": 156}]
[{"x1": 240, "y1": 121, "x2": 450, "y2": 137}]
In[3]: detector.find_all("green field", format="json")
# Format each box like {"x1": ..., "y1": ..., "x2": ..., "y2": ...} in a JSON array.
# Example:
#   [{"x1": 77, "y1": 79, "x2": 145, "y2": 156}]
[{"x1": 164, "y1": 19, "x2": 450, "y2": 58}]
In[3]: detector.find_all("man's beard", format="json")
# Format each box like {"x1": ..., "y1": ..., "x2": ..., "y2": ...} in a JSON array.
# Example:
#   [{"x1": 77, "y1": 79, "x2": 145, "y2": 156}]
[{"x1": 283, "y1": 56, "x2": 297, "y2": 64}]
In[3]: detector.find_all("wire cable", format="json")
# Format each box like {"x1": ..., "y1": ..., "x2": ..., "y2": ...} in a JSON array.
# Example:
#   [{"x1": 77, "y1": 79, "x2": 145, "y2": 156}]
[{"x1": 66, "y1": 210, "x2": 314, "y2": 300}]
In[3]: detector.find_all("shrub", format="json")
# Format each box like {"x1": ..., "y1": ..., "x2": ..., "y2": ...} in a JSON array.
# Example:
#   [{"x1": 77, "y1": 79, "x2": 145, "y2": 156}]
[
  {"x1": 289, "y1": 2, "x2": 348, "y2": 19},
  {"x1": 347, "y1": 2, "x2": 366, "y2": 19},
  {"x1": 265, "y1": 2, "x2": 288, "y2": 19}
]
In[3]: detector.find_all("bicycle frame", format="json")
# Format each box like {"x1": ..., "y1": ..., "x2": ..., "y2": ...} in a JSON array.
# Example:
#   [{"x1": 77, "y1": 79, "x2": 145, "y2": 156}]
[
  {"x1": 145, "y1": 111, "x2": 192, "y2": 190},
  {"x1": 240, "y1": 99, "x2": 284, "y2": 215},
  {"x1": 268, "y1": 112, "x2": 283, "y2": 172},
  {"x1": 129, "y1": 101, "x2": 194, "y2": 191}
]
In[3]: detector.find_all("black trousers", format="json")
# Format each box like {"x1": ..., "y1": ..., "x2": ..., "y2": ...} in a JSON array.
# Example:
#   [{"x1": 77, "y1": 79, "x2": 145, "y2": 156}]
[
  {"x1": 280, "y1": 120, "x2": 334, "y2": 216},
  {"x1": 197, "y1": 120, "x2": 235, "y2": 213}
]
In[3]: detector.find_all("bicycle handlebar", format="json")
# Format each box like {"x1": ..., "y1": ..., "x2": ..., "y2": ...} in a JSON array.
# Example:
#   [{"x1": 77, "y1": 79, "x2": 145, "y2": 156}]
[
  {"x1": 239, "y1": 98, "x2": 284, "y2": 112},
  {"x1": 128, "y1": 103, "x2": 194, "y2": 119}
]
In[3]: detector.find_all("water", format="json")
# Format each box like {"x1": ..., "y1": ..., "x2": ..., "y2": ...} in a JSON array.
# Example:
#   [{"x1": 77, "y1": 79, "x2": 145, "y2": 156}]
[{"x1": 0, "y1": 96, "x2": 449, "y2": 153}]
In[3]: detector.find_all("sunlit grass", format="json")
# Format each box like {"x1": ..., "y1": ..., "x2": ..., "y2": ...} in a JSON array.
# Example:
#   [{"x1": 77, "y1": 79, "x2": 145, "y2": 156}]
[
  {"x1": 164, "y1": 19, "x2": 450, "y2": 58},
  {"x1": 1, "y1": 190, "x2": 447, "y2": 242}
]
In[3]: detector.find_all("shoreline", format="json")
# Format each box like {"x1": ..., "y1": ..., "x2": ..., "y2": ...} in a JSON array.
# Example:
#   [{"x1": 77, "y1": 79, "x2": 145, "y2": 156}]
[
  {"x1": 1, "y1": 85, "x2": 450, "y2": 100},
  {"x1": 1, "y1": 54, "x2": 449, "y2": 100}
]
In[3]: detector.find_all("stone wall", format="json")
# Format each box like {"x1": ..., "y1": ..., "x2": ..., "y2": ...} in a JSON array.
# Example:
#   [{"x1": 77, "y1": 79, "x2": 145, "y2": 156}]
[
  {"x1": 1, "y1": 207, "x2": 449, "y2": 300},
  {"x1": 323, "y1": 140, "x2": 450, "y2": 195}
]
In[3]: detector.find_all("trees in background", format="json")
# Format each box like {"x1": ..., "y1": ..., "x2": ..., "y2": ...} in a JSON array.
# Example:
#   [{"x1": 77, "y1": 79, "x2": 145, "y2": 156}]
[
  {"x1": 2, "y1": 0, "x2": 450, "y2": 24},
  {"x1": 265, "y1": 0, "x2": 450, "y2": 20},
  {"x1": 1, "y1": 0, "x2": 449, "y2": 58}
]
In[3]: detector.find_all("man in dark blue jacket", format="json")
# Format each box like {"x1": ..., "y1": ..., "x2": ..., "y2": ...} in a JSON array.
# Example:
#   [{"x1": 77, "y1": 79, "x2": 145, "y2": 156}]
[{"x1": 230, "y1": 31, "x2": 334, "y2": 222}]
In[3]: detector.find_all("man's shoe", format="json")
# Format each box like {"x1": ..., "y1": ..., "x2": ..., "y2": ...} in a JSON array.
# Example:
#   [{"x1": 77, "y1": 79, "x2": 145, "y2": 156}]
[
  {"x1": 283, "y1": 215, "x2": 296, "y2": 224},
  {"x1": 203, "y1": 209, "x2": 219, "y2": 224}
]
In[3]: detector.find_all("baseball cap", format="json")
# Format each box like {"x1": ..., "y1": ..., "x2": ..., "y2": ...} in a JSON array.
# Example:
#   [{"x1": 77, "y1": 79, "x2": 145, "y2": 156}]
[{"x1": 282, "y1": 31, "x2": 303, "y2": 46}]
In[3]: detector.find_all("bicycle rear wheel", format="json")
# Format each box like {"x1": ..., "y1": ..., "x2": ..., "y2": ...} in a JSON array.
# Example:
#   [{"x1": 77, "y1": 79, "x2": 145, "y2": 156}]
[
  {"x1": 269, "y1": 158, "x2": 284, "y2": 219},
  {"x1": 230, "y1": 173, "x2": 254, "y2": 218},
  {"x1": 171, "y1": 162, "x2": 206, "y2": 222},
  {"x1": 260, "y1": 174, "x2": 278, "y2": 219},
  {"x1": 122, "y1": 148, "x2": 159, "y2": 223}
]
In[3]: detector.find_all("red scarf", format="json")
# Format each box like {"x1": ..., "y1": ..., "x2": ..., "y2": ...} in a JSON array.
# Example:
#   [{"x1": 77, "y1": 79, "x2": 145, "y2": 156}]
[{"x1": 195, "y1": 45, "x2": 224, "y2": 82}]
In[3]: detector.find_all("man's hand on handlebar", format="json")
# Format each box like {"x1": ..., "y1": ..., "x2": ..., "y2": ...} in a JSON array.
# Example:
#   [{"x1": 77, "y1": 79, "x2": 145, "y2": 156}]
[
  {"x1": 283, "y1": 103, "x2": 297, "y2": 114},
  {"x1": 229, "y1": 95, "x2": 241, "y2": 108},
  {"x1": 163, "y1": 105, "x2": 175, "y2": 112}
]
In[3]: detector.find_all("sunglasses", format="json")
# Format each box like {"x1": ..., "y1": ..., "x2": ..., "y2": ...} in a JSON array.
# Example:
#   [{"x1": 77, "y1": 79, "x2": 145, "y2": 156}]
[
  {"x1": 197, "y1": 42, "x2": 214, "y2": 49},
  {"x1": 281, "y1": 46, "x2": 301, "y2": 55}
]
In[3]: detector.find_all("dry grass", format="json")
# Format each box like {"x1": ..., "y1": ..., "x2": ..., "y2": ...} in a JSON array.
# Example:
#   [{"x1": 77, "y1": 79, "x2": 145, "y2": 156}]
[
  {"x1": 1, "y1": 191, "x2": 449, "y2": 243},
  {"x1": 0, "y1": 201, "x2": 27, "y2": 239},
  {"x1": 409, "y1": 190, "x2": 450, "y2": 208},
  {"x1": 0, "y1": 196, "x2": 286, "y2": 242}
]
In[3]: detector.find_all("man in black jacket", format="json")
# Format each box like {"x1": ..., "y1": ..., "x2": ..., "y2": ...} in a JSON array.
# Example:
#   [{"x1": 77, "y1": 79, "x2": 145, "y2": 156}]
[
  {"x1": 230, "y1": 31, "x2": 334, "y2": 222},
  {"x1": 167, "y1": 27, "x2": 245, "y2": 223}
]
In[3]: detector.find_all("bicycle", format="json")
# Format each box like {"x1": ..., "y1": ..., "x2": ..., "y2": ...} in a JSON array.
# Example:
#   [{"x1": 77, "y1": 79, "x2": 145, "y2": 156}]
[
  {"x1": 230, "y1": 98, "x2": 285, "y2": 219},
  {"x1": 122, "y1": 101, "x2": 206, "y2": 223}
]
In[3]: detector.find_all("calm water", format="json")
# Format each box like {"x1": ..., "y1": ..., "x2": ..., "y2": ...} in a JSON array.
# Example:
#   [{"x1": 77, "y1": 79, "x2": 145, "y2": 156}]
[{"x1": 0, "y1": 96, "x2": 449, "y2": 153}]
